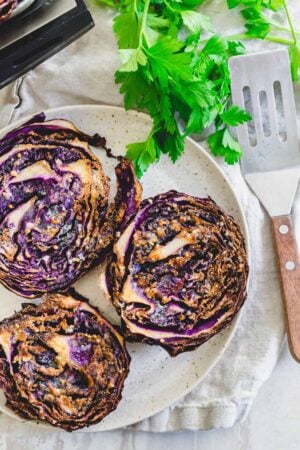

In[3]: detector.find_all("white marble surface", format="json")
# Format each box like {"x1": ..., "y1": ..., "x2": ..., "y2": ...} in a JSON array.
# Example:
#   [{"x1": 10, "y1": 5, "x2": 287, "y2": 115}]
[{"x1": 0, "y1": 341, "x2": 299, "y2": 449}]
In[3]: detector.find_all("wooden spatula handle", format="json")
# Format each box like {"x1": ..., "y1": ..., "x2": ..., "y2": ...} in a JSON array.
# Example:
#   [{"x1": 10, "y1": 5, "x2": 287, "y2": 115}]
[{"x1": 272, "y1": 215, "x2": 300, "y2": 362}]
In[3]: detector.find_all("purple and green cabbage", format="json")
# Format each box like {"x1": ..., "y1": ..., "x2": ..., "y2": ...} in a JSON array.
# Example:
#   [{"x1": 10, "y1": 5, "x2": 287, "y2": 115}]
[
  {"x1": 103, "y1": 191, "x2": 249, "y2": 356},
  {"x1": 0, "y1": 113, "x2": 142, "y2": 298},
  {"x1": 0, "y1": 291, "x2": 130, "y2": 431}
]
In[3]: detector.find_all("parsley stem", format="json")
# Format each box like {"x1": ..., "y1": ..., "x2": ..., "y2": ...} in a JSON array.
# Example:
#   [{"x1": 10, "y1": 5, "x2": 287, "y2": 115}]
[
  {"x1": 215, "y1": 33, "x2": 294, "y2": 46},
  {"x1": 267, "y1": 22, "x2": 300, "y2": 36},
  {"x1": 272, "y1": 25, "x2": 300, "y2": 37},
  {"x1": 283, "y1": 1, "x2": 298, "y2": 45},
  {"x1": 260, "y1": 13, "x2": 300, "y2": 36},
  {"x1": 164, "y1": 0, "x2": 176, "y2": 13},
  {"x1": 265, "y1": 34, "x2": 294, "y2": 45},
  {"x1": 139, "y1": 0, "x2": 151, "y2": 48}
]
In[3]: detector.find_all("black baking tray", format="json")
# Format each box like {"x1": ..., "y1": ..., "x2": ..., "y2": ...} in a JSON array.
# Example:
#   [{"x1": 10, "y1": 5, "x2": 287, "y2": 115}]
[{"x1": 0, "y1": 0, "x2": 94, "y2": 89}]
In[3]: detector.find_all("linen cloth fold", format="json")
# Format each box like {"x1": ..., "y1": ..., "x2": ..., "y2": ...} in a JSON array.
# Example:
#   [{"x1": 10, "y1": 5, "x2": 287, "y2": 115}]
[{"x1": 0, "y1": 0, "x2": 299, "y2": 432}]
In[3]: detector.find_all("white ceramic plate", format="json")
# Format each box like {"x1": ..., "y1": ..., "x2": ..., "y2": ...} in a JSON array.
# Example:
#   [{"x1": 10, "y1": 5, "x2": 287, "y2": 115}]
[
  {"x1": 0, "y1": 105, "x2": 250, "y2": 432},
  {"x1": 10, "y1": 0, "x2": 36, "y2": 18}
]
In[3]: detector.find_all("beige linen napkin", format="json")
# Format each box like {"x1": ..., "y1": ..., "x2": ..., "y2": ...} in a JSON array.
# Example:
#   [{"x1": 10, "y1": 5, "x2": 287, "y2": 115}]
[{"x1": 0, "y1": 0, "x2": 299, "y2": 432}]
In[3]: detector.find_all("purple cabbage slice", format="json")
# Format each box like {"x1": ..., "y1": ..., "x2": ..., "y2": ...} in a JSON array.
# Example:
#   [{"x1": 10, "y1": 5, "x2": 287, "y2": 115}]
[
  {"x1": 0, "y1": 291, "x2": 130, "y2": 431},
  {"x1": 0, "y1": 114, "x2": 142, "y2": 298},
  {"x1": 103, "y1": 190, "x2": 249, "y2": 357}
]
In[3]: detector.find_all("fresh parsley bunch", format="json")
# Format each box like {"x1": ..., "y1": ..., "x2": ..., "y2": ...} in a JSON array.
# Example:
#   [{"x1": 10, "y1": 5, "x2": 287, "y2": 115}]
[
  {"x1": 98, "y1": 0, "x2": 298, "y2": 177},
  {"x1": 98, "y1": 0, "x2": 251, "y2": 177}
]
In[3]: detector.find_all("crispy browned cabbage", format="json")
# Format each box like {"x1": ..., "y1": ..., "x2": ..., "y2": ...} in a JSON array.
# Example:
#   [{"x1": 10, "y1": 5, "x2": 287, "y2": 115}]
[
  {"x1": 104, "y1": 191, "x2": 249, "y2": 356},
  {"x1": 0, "y1": 292, "x2": 130, "y2": 431},
  {"x1": 0, "y1": 113, "x2": 142, "y2": 298}
]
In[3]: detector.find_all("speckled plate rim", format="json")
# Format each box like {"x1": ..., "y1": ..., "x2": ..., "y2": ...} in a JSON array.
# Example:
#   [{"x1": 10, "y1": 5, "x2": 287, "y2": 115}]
[{"x1": 0, "y1": 104, "x2": 250, "y2": 432}]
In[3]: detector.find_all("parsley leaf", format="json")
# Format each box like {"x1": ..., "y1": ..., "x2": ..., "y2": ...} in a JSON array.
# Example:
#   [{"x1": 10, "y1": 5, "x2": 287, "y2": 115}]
[
  {"x1": 156, "y1": 125, "x2": 185, "y2": 162},
  {"x1": 181, "y1": 10, "x2": 214, "y2": 33},
  {"x1": 119, "y1": 48, "x2": 148, "y2": 72},
  {"x1": 147, "y1": 37, "x2": 193, "y2": 88},
  {"x1": 265, "y1": 0, "x2": 285, "y2": 11},
  {"x1": 114, "y1": 12, "x2": 139, "y2": 48},
  {"x1": 227, "y1": 0, "x2": 243, "y2": 9},
  {"x1": 201, "y1": 35, "x2": 227, "y2": 59},
  {"x1": 126, "y1": 135, "x2": 160, "y2": 177},
  {"x1": 245, "y1": 18, "x2": 271, "y2": 38},
  {"x1": 96, "y1": 0, "x2": 116, "y2": 7},
  {"x1": 208, "y1": 128, "x2": 243, "y2": 164},
  {"x1": 227, "y1": 40, "x2": 246, "y2": 55},
  {"x1": 220, "y1": 106, "x2": 251, "y2": 126}
]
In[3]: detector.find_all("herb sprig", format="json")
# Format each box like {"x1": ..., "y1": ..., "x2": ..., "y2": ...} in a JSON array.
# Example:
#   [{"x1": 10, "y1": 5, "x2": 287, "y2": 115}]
[
  {"x1": 98, "y1": 0, "x2": 250, "y2": 177},
  {"x1": 97, "y1": 0, "x2": 298, "y2": 177}
]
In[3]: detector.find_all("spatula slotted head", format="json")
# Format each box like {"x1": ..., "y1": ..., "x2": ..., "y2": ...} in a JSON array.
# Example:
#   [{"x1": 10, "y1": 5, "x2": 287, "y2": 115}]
[{"x1": 229, "y1": 49, "x2": 300, "y2": 217}]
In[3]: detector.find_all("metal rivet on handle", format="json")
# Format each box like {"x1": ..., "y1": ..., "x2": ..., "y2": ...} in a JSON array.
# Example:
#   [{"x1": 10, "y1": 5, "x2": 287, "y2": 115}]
[
  {"x1": 279, "y1": 225, "x2": 289, "y2": 235},
  {"x1": 285, "y1": 261, "x2": 296, "y2": 271}
]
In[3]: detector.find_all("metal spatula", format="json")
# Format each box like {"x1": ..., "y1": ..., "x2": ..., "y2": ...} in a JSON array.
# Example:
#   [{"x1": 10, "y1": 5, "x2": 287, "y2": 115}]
[{"x1": 229, "y1": 49, "x2": 300, "y2": 361}]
